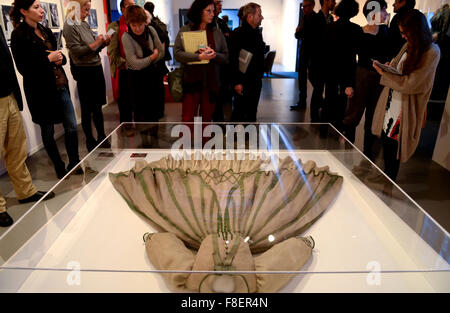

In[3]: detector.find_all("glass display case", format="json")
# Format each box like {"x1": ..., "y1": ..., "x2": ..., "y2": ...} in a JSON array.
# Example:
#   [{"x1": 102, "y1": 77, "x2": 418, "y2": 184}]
[{"x1": 0, "y1": 123, "x2": 448, "y2": 292}]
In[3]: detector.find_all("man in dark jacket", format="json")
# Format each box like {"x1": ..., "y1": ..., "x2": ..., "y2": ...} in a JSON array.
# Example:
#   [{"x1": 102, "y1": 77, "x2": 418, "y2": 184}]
[
  {"x1": 0, "y1": 26, "x2": 54, "y2": 227},
  {"x1": 144, "y1": 1, "x2": 171, "y2": 121},
  {"x1": 214, "y1": 0, "x2": 231, "y2": 39},
  {"x1": 230, "y1": 2, "x2": 265, "y2": 122},
  {"x1": 144, "y1": 1, "x2": 171, "y2": 62},
  {"x1": 212, "y1": 0, "x2": 232, "y2": 122},
  {"x1": 323, "y1": 0, "x2": 362, "y2": 129},
  {"x1": 291, "y1": 0, "x2": 316, "y2": 111},
  {"x1": 307, "y1": 0, "x2": 335, "y2": 121},
  {"x1": 388, "y1": 0, "x2": 415, "y2": 58}
]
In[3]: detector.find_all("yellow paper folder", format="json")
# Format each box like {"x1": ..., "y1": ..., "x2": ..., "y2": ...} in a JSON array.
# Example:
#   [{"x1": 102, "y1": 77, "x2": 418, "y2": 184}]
[{"x1": 182, "y1": 30, "x2": 209, "y2": 65}]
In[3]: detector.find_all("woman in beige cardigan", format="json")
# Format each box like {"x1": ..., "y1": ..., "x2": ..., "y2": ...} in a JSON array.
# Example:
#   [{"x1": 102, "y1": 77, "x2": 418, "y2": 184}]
[{"x1": 372, "y1": 9, "x2": 440, "y2": 181}]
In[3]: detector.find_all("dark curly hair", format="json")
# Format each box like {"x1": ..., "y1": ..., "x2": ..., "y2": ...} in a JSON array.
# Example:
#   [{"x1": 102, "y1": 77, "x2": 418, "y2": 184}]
[
  {"x1": 398, "y1": 9, "x2": 433, "y2": 75},
  {"x1": 187, "y1": 0, "x2": 214, "y2": 28},
  {"x1": 9, "y1": 0, "x2": 36, "y2": 28},
  {"x1": 403, "y1": 0, "x2": 416, "y2": 11},
  {"x1": 144, "y1": 1, "x2": 155, "y2": 15},
  {"x1": 334, "y1": 0, "x2": 359, "y2": 20}
]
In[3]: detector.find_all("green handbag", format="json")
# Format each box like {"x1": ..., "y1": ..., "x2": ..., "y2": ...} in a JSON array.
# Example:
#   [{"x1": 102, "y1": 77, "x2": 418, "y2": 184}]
[{"x1": 167, "y1": 67, "x2": 184, "y2": 102}]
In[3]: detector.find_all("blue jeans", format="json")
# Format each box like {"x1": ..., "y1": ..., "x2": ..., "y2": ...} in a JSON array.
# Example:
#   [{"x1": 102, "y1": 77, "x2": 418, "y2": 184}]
[{"x1": 39, "y1": 87, "x2": 80, "y2": 172}]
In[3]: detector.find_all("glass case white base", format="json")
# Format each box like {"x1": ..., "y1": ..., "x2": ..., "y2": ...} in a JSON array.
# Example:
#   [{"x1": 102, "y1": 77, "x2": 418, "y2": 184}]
[{"x1": 3, "y1": 150, "x2": 449, "y2": 292}]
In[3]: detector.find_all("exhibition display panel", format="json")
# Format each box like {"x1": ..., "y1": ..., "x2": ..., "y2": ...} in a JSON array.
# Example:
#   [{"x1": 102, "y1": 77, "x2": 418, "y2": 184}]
[{"x1": 0, "y1": 123, "x2": 448, "y2": 292}]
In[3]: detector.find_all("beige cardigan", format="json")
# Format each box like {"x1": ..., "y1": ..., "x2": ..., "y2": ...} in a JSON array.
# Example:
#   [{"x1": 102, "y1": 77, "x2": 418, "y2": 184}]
[{"x1": 372, "y1": 43, "x2": 440, "y2": 163}]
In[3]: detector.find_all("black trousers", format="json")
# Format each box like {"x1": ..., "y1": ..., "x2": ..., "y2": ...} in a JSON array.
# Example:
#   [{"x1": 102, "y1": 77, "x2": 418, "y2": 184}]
[
  {"x1": 323, "y1": 81, "x2": 348, "y2": 131},
  {"x1": 128, "y1": 66, "x2": 161, "y2": 123},
  {"x1": 213, "y1": 66, "x2": 231, "y2": 122},
  {"x1": 382, "y1": 132, "x2": 401, "y2": 181},
  {"x1": 231, "y1": 81, "x2": 262, "y2": 123},
  {"x1": 343, "y1": 67, "x2": 383, "y2": 160},
  {"x1": 155, "y1": 74, "x2": 165, "y2": 120},
  {"x1": 308, "y1": 61, "x2": 325, "y2": 123},
  {"x1": 297, "y1": 42, "x2": 309, "y2": 106},
  {"x1": 309, "y1": 77, "x2": 325, "y2": 123},
  {"x1": 75, "y1": 65, "x2": 106, "y2": 146},
  {"x1": 118, "y1": 69, "x2": 132, "y2": 123}
]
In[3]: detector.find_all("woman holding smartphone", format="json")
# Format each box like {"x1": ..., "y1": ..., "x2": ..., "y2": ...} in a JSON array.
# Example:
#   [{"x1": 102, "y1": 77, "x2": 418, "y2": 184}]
[
  {"x1": 64, "y1": 0, "x2": 110, "y2": 152},
  {"x1": 372, "y1": 9, "x2": 440, "y2": 181},
  {"x1": 10, "y1": 0, "x2": 82, "y2": 179}
]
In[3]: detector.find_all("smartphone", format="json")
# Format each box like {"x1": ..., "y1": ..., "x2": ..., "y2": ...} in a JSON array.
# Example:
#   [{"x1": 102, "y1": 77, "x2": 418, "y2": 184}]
[{"x1": 106, "y1": 28, "x2": 116, "y2": 37}]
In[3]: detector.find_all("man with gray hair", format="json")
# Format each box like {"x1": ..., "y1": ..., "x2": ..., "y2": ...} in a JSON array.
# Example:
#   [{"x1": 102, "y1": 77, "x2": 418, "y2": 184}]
[{"x1": 230, "y1": 3, "x2": 265, "y2": 122}]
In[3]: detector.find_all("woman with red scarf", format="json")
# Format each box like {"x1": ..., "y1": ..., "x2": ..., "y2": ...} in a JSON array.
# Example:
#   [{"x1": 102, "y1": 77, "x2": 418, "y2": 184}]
[
  {"x1": 121, "y1": 5, "x2": 164, "y2": 133},
  {"x1": 107, "y1": 0, "x2": 135, "y2": 135}
]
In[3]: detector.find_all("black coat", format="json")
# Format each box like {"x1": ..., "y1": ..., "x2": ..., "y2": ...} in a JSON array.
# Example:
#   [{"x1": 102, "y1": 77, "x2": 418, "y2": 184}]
[
  {"x1": 0, "y1": 25, "x2": 23, "y2": 109},
  {"x1": 295, "y1": 11, "x2": 318, "y2": 58},
  {"x1": 11, "y1": 22, "x2": 68, "y2": 124},
  {"x1": 230, "y1": 21, "x2": 266, "y2": 87},
  {"x1": 324, "y1": 18, "x2": 362, "y2": 88}
]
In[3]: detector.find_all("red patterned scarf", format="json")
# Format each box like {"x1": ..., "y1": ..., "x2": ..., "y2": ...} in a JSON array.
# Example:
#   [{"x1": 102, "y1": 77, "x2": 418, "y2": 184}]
[{"x1": 119, "y1": 15, "x2": 128, "y2": 59}]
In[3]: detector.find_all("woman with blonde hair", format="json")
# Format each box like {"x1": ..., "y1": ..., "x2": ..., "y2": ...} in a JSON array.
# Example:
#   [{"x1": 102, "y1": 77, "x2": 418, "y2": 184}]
[{"x1": 63, "y1": 0, "x2": 111, "y2": 151}]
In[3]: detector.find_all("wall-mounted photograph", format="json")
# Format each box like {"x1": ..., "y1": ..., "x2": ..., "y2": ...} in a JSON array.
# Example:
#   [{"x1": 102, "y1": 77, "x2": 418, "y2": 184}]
[
  {"x1": 40, "y1": 2, "x2": 50, "y2": 28},
  {"x1": 1, "y1": 5, "x2": 13, "y2": 45},
  {"x1": 88, "y1": 9, "x2": 97, "y2": 29},
  {"x1": 49, "y1": 3, "x2": 59, "y2": 28},
  {"x1": 53, "y1": 30, "x2": 63, "y2": 50}
]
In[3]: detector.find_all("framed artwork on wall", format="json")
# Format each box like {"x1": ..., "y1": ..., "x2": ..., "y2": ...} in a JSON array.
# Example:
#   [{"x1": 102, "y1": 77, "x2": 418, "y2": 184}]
[
  {"x1": 49, "y1": 3, "x2": 60, "y2": 28},
  {"x1": 1, "y1": 5, "x2": 13, "y2": 45},
  {"x1": 40, "y1": 2, "x2": 50, "y2": 28},
  {"x1": 88, "y1": 9, "x2": 98, "y2": 28},
  {"x1": 52, "y1": 30, "x2": 63, "y2": 50}
]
